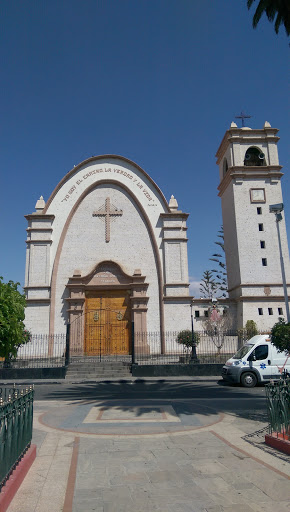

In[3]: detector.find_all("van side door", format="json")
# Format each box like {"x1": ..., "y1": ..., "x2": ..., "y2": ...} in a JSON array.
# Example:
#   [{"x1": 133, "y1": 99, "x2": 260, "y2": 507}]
[{"x1": 248, "y1": 344, "x2": 272, "y2": 382}]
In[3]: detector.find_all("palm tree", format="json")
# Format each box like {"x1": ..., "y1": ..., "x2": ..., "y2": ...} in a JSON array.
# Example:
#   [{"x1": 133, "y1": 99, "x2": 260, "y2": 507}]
[{"x1": 247, "y1": 0, "x2": 290, "y2": 36}]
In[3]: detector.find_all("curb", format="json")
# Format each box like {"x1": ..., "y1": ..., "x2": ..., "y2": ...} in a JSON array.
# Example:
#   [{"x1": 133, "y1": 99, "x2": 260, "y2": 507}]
[{"x1": 0, "y1": 444, "x2": 36, "y2": 512}]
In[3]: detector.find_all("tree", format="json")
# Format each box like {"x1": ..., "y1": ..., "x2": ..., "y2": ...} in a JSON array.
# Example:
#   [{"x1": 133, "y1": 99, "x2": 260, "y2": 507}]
[
  {"x1": 247, "y1": 0, "x2": 290, "y2": 36},
  {"x1": 209, "y1": 226, "x2": 228, "y2": 298},
  {"x1": 0, "y1": 277, "x2": 31, "y2": 362},
  {"x1": 203, "y1": 305, "x2": 234, "y2": 354},
  {"x1": 199, "y1": 270, "x2": 218, "y2": 299},
  {"x1": 271, "y1": 319, "x2": 290, "y2": 355}
]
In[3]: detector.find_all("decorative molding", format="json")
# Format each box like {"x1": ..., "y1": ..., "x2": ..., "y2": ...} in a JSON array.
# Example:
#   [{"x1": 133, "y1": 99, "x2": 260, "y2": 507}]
[
  {"x1": 218, "y1": 166, "x2": 283, "y2": 197},
  {"x1": 24, "y1": 214, "x2": 55, "y2": 221},
  {"x1": 42, "y1": 155, "x2": 170, "y2": 214},
  {"x1": 26, "y1": 240, "x2": 52, "y2": 244}
]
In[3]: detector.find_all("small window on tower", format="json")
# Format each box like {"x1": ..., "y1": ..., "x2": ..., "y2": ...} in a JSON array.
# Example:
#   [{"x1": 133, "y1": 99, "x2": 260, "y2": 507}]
[
  {"x1": 262, "y1": 258, "x2": 267, "y2": 266},
  {"x1": 278, "y1": 307, "x2": 283, "y2": 315},
  {"x1": 195, "y1": 311, "x2": 200, "y2": 318},
  {"x1": 257, "y1": 207, "x2": 262, "y2": 215},
  {"x1": 260, "y1": 241, "x2": 265, "y2": 249},
  {"x1": 268, "y1": 308, "x2": 273, "y2": 315},
  {"x1": 204, "y1": 310, "x2": 209, "y2": 318},
  {"x1": 258, "y1": 308, "x2": 263, "y2": 315},
  {"x1": 259, "y1": 224, "x2": 264, "y2": 231}
]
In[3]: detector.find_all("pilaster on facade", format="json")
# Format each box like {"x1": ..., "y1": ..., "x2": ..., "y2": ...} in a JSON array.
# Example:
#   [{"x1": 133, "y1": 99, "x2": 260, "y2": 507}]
[
  {"x1": 160, "y1": 211, "x2": 190, "y2": 298},
  {"x1": 24, "y1": 213, "x2": 54, "y2": 299}
]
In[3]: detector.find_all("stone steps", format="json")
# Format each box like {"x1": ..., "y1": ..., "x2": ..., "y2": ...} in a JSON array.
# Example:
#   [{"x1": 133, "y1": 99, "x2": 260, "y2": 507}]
[{"x1": 65, "y1": 360, "x2": 132, "y2": 379}]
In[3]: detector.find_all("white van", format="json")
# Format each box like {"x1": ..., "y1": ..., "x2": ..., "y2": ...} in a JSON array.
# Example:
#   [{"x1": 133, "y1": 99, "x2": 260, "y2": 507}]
[{"x1": 221, "y1": 334, "x2": 290, "y2": 387}]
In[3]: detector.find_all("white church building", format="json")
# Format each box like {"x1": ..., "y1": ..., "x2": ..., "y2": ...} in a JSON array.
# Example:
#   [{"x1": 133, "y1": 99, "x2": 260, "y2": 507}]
[
  {"x1": 24, "y1": 121, "x2": 290, "y2": 355},
  {"x1": 24, "y1": 155, "x2": 191, "y2": 355}
]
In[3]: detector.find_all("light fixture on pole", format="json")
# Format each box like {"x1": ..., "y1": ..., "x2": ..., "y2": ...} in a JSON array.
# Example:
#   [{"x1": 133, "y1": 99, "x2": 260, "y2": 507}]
[{"x1": 269, "y1": 203, "x2": 290, "y2": 323}]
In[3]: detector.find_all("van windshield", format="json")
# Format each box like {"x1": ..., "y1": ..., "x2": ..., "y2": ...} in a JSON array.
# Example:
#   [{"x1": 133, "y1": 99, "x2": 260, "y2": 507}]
[{"x1": 232, "y1": 344, "x2": 254, "y2": 360}]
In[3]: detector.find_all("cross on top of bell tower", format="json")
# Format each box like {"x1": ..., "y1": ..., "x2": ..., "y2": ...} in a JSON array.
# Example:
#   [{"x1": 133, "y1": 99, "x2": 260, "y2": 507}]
[{"x1": 93, "y1": 197, "x2": 123, "y2": 243}]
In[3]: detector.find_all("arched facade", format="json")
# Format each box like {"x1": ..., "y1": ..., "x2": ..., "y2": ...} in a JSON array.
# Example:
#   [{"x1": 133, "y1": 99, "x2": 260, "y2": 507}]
[{"x1": 24, "y1": 156, "x2": 191, "y2": 354}]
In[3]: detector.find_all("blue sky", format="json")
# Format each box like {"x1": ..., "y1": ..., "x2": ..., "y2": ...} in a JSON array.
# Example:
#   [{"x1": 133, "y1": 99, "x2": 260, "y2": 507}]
[{"x1": 1, "y1": 1, "x2": 289, "y2": 296}]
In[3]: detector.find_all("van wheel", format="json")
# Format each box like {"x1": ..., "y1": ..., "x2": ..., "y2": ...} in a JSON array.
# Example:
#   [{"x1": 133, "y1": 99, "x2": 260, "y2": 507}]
[{"x1": 241, "y1": 372, "x2": 257, "y2": 388}]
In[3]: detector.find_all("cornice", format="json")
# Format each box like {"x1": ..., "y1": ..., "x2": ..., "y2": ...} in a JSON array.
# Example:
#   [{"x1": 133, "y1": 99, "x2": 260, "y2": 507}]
[
  {"x1": 216, "y1": 127, "x2": 280, "y2": 162},
  {"x1": 228, "y1": 283, "x2": 290, "y2": 293},
  {"x1": 24, "y1": 214, "x2": 55, "y2": 221},
  {"x1": 218, "y1": 166, "x2": 283, "y2": 197},
  {"x1": 26, "y1": 240, "x2": 53, "y2": 244},
  {"x1": 160, "y1": 212, "x2": 189, "y2": 219},
  {"x1": 26, "y1": 228, "x2": 53, "y2": 232},
  {"x1": 25, "y1": 299, "x2": 51, "y2": 303}
]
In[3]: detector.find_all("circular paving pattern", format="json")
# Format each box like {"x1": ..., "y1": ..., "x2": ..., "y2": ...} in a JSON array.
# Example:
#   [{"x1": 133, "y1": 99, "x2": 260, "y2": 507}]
[{"x1": 39, "y1": 399, "x2": 222, "y2": 435}]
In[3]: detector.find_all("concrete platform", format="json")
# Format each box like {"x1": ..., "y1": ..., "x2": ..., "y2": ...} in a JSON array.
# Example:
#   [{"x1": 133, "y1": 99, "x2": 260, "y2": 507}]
[{"x1": 6, "y1": 396, "x2": 290, "y2": 512}]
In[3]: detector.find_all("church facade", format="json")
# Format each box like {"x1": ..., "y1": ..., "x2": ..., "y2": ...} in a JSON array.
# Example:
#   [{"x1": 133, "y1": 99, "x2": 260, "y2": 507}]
[
  {"x1": 24, "y1": 122, "x2": 290, "y2": 350},
  {"x1": 24, "y1": 156, "x2": 191, "y2": 355}
]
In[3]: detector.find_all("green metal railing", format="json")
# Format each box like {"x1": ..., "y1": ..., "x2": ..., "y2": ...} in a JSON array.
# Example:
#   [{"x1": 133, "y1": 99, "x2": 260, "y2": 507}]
[
  {"x1": 0, "y1": 385, "x2": 34, "y2": 491},
  {"x1": 265, "y1": 378, "x2": 290, "y2": 439}
]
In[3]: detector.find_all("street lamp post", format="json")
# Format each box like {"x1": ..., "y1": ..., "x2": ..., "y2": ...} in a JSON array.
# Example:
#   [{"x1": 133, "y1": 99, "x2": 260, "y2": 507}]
[
  {"x1": 190, "y1": 301, "x2": 199, "y2": 363},
  {"x1": 269, "y1": 203, "x2": 290, "y2": 323}
]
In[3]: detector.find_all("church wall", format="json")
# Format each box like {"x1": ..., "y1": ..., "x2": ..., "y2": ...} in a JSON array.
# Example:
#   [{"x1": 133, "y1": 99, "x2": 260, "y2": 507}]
[
  {"x1": 163, "y1": 301, "x2": 191, "y2": 334},
  {"x1": 234, "y1": 178, "x2": 290, "y2": 285},
  {"x1": 24, "y1": 303, "x2": 50, "y2": 334},
  {"x1": 45, "y1": 159, "x2": 168, "y2": 284},
  {"x1": 53, "y1": 184, "x2": 161, "y2": 334},
  {"x1": 221, "y1": 183, "x2": 241, "y2": 292},
  {"x1": 241, "y1": 301, "x2": 287, "y2": 332}
]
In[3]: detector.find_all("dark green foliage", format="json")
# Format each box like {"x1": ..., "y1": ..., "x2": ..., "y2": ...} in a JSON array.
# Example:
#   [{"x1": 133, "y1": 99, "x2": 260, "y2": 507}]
[
  {"x1": 176, "y1": 330, "x2": 200, "y2": 349},
  {"x1": 247, "y1": 0, "x2": 290, "y2": 36},
  {"x1": 210, "y1": 226, "x2": 228, "y2": 298},
  {"x1": 245, "y1": 320, "x2": 258, "y2": 338},
  {"x1": 271, "y1": 319, "x2": 290, "y2": 354},
  {"x1": 0, "y1": 277, "x2": 31, "y2": 360},
  {"x1": 199, "y1": 271, "x2": 218, "y2": 299}
]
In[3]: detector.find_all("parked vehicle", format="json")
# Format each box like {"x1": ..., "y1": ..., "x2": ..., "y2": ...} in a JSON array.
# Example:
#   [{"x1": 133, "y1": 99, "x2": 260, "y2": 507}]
[{"x1": 221, "y1": 334, "x2": 290, "y2": 387}]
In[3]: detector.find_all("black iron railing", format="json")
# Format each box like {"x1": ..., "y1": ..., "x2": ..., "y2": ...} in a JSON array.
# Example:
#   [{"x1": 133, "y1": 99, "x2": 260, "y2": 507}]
[
  {"x1": 134, "y1": 330, "x2": 242, "y2": 365},
  {"x1": 0, "y1": 386, "x2": 34, "y2": 491},
  {"x1": 265, "y1": 378, "x2": 290, "y2": 440},
  {"x1": 0, "y1": 334, "x2": 66, "y2": 369}
]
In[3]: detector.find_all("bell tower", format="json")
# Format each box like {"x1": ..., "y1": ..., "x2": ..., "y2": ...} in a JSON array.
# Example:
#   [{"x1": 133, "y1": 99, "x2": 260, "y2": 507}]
[{"x1": 216, "y1": 121, "x2": 290, "y2": 329}]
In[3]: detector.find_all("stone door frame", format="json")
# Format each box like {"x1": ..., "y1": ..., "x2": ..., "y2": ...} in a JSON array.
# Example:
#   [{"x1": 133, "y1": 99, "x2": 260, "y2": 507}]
[{"x1": 65, "y1": 261, "x2": 149, "y2": 355}]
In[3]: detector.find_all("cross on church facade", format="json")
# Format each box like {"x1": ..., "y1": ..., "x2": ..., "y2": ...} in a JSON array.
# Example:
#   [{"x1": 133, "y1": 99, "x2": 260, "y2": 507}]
[{"x1": 93, "y1": 197, "x2": 123, "y2": 243}]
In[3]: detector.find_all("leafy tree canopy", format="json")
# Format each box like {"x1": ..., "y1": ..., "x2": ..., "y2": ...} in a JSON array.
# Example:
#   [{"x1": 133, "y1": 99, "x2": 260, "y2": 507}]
[
  {"x1": 247, "y1": 0, "x2": 290, "y2": 36},
  {"x1": 0, "y1": 277, "x2": 30, "y2": 359},
  {"x1": 271, "y1": 319, "x2": 290, "y2": 354}
]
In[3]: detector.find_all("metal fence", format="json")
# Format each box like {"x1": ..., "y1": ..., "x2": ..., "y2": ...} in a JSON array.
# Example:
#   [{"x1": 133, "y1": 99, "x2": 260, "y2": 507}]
[
  {"x1": 265, "y1": 378, "x2": 290, "y2": 440},
  {"x1": 0, "y1": 334, "x2": 66, "y2": 369},
  {"x1": 135, "y1": 330, "x2": 242, "y2": 365},
  {"x1": 0, "y1": 386, "x2": 34, "y2": 491}
]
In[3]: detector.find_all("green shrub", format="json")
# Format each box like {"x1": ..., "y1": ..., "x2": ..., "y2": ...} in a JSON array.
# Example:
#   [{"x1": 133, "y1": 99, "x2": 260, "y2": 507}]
[
  {"x1": 176, "y1": 330, "x2": 200, "y2": 349},
  {"x1": 271, "y1": 319, "x2": 290, "y2": 355}
]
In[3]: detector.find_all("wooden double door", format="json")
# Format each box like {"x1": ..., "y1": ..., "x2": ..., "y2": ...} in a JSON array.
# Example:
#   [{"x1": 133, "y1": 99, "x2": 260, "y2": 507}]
[{"x1": 85, "y1": 290, "x2": 131, "y2": 355}]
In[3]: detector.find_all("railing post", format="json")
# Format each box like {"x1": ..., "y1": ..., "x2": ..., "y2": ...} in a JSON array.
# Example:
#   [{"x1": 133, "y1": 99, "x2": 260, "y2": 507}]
[
  {"x1": 131, "y1": 321, "x2": 136, "y2": 365},
  {"x1": 65, "y1": 323, "x2": 70, "y2": 367}
]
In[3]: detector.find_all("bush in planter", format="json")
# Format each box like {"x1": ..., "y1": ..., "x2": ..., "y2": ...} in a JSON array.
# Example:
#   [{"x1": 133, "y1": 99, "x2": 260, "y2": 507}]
[{"x1": 176, "y1": 330, "x2": 200, "y2": 350}]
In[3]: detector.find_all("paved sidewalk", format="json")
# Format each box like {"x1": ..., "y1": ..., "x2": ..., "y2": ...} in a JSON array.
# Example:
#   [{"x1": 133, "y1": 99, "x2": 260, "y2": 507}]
[{"x1": 7, "y1": 397, "x2": 290, "y2": 512}]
